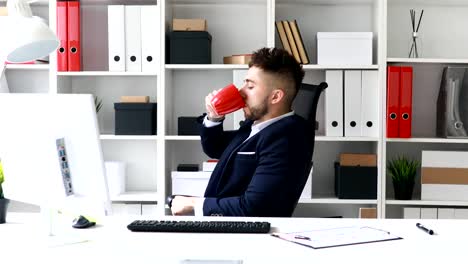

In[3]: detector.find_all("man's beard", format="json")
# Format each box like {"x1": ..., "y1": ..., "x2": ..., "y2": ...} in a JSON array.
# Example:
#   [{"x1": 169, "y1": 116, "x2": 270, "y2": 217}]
[{"x1": 244, "y1": 97, "x2": 269, "y2": 121}]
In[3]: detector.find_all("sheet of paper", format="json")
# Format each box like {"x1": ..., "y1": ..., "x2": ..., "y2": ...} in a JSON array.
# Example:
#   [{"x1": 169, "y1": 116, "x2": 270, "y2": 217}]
[{"x1": 272, "y1": 226, "x2": 402, "y2": 249}]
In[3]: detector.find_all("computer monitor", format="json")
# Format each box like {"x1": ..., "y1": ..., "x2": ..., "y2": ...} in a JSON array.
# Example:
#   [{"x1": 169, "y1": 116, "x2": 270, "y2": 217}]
[{"x1": 0, "y1": 94, "x2": 111, "y2": 223}]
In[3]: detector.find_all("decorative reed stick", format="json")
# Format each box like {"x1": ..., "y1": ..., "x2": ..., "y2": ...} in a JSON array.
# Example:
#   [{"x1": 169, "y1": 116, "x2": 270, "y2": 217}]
[{"x1": 409, "y1": 9, "x2": 424, "y2": 58}]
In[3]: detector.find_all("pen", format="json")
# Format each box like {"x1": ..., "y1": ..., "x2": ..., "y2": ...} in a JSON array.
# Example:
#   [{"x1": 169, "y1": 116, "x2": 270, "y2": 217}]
[
  {"x1": 294, "y1": 235, "x2": 311, "y2": 240},
  {"x1": 416, "y1": 223, "x2": 435, "y2": 235}
]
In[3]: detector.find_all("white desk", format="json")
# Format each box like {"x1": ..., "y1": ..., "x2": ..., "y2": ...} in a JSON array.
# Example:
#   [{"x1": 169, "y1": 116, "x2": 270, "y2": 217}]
[{"x1": 1, "y1": 213, "x2": 467, "y2": 264}]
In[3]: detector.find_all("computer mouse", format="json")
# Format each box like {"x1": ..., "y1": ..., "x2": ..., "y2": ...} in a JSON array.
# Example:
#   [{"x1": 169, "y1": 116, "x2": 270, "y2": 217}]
[{"x1": 72, "y1": 215, "x2": 96, "y2": 229}]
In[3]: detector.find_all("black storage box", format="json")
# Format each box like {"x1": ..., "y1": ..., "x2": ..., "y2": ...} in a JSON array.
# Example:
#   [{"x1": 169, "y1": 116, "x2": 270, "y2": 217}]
[
  {"x1": 178, "y1": 116, "x2": 200, "y2": 135},
  {"x1": 169, "y1": 31, "x2": 212, "y2": 64},
  {"x1": 334, "y1": 162, "x2": 377, "y2": 199},
  {"x1": 114, "y1": 103, "x2": 157, "y2": 135},
  {"x1": 177, "y1": 164, "x2": 199, "y2": 172}
]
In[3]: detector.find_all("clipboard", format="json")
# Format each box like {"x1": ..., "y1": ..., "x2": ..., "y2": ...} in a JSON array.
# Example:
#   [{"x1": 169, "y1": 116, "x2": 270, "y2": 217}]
[{"x1": 271, "y1": 226, "x2": 402, "y2": 249}]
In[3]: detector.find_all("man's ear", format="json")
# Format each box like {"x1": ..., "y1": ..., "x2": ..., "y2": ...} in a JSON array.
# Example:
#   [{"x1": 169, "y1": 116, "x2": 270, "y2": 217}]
[{"x1": 270, "y1": 89, "x2": 285, "y2": 104}]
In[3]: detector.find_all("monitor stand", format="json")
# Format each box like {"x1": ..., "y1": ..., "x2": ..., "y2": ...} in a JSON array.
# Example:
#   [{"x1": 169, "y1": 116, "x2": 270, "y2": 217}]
[
  {"x1": 39, "y1": 206, "x2": 91, "y2": 248},
  {"x1": 0, "y1": 64, "x2": 10, "y2": 93}
]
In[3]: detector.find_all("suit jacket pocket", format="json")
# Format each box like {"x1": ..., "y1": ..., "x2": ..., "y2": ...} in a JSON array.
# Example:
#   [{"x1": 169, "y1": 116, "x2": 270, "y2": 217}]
[
  {"x1": 236, "y1": 152, "x2": 256, "y2": 160},
  {"x1": 233, "y1": 153, "x2": 257, "y2": 175}
]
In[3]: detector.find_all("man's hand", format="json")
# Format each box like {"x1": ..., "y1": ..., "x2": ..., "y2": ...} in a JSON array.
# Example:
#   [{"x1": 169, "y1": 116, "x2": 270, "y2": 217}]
[
  {"x1": 205, "y1": 90, "x2": 225, "y2": 122},
  {"x1": 171, "y1": 196, "x2": 198, "y2": 216}
]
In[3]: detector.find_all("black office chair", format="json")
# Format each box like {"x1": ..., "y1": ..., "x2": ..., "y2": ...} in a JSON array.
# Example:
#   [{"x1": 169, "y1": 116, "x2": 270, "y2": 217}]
[
  {"x1": 291, "y1": 82, "x2": 328, "y2": 208},
  {"x1": 167, "y1": 82, "x2": 328, "y2": 210}
]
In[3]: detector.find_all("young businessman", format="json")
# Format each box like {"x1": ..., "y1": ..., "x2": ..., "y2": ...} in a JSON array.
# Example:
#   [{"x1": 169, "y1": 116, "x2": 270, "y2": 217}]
[{"x1": 171, "y1": 47, "x2": 312, "y2": 217}]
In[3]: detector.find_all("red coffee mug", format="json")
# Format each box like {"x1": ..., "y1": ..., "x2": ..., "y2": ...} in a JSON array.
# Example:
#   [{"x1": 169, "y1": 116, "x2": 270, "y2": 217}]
[{"x1": 211, "y1": 84, "x2": 245, "y2": 115}]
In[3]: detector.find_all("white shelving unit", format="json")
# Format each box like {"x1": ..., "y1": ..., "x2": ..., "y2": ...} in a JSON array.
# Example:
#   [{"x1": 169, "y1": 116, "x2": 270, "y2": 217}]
[
  {"x1": 384, "y1": 0, "x2": 468, "y2": 219},
  {"x1": 5, "y1": 64, "x2": 50, "y2": 70},
  {"x1": 4, "y1": 0, "x2": 468, "y2": 218}
]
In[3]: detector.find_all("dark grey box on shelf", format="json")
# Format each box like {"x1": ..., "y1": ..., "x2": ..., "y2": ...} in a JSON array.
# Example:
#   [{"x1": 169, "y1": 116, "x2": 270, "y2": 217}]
[
  {"x1": 114, "y1": 103, "x2": 157, "y2": 135},
  {"x1": 178, "y1": 116, "x2": 200, "y2": 135},
  {"x1": 169, "y1": 31, "x2": 212, "y2": 64},
  {"x1": 334, "y1": 162, "x2": 377, "y2": 199},
  {"x1": 177, "y1": 164, "x2": 199, "y2": 172}
]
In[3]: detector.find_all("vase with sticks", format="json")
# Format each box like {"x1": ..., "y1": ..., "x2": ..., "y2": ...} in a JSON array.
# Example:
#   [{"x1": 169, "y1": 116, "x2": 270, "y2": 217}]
[{"x1": 409, "y1": 9, "x2": 424, "y2": 58}]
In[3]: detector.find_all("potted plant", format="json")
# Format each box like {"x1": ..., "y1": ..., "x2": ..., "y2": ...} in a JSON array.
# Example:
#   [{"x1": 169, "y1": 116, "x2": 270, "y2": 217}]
[
  {"x1": 0, "y1": 159, "x2": 9, "y2": 224},
  {"x1": 387, "y1": 156, "x2": 420, "y2": 200},
  {"x1": 94, "y1": 95, "x2": 103, "y2": 113}
]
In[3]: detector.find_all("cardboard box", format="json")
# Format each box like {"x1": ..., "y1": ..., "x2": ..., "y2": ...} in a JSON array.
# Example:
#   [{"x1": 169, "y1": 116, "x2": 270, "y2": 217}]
[
  {"x1": 223, "y1": 54, "x2": 253, "y2": 64},
  {"x1": 173, "y1": 19, "x2": 207, "y2": 31},
  {"x1": 120, "y1": 96, "x2": 150, "y2": 103},
  {"x1": 317, "y1": 32, "x2": 372, "y2": 65},
  {"x1": 171, "y1": 171, "x2": 211, "y2": 196},
  {"x1": 359, "y1": 208, "x2": 377, "y2": 218},
  {"x1": 0, "y1": 7, "x2": 7, "y2": 16},
  {"x1": 340, "y1": 153, "x2": 377, "y2": 167}
]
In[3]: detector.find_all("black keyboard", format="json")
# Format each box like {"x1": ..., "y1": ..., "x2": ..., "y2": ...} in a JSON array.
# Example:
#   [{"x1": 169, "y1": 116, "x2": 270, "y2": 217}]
[{"x1": 127, "y1": 220, "x2": 271, "y2": 233}]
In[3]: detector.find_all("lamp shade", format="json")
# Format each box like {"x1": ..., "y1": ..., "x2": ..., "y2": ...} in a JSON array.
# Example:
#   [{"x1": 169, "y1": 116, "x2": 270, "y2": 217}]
[{"x1": 3, "y1": 16, "x2": 59, "y2": 63}]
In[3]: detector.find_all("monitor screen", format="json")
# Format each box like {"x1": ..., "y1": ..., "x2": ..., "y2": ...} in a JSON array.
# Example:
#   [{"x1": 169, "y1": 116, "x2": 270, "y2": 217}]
[{"x1": 0, "y1": 93, "x2": 111, "y2": 219}]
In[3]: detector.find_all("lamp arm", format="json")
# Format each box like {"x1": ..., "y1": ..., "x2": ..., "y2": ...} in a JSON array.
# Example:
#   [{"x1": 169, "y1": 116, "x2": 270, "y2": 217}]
[{"x1": 7, "y1": 0, "x2": 33, "y2": 18}]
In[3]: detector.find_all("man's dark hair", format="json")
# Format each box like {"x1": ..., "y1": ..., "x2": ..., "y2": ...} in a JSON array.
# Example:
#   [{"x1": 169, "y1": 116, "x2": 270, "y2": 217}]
[{"x1": 249, "y1": 47, "x2": 305, "y2": 99}]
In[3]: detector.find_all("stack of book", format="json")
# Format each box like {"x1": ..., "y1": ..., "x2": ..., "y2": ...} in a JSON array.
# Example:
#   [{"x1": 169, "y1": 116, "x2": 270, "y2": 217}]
[{"x1": 275, "y1": 20, "x2": 309, "y2": 64}]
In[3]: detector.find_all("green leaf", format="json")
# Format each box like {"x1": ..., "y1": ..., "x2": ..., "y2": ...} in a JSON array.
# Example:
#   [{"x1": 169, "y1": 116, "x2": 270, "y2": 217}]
[
  {"x1": 0, "y1": 160, "x2": 4, "y2": 199},
  {"x1": 94, "y1": 96, "x2": 103, "y2": 113},
  {"x1": 387, "y1": 156, "x2": 419, "y2": 183}
]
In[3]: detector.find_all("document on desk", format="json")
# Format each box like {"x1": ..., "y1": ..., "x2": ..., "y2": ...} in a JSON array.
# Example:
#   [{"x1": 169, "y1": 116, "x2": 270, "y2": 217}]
[{"x1": 271, "y1": 226, "x2": 402, "y2": 249}]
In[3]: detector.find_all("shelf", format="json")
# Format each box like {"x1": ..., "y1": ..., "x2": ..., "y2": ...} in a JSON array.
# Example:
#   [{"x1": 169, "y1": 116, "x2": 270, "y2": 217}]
[
  {"x1": 0, "y1": 0, "x2": 49, "y2": 5},
  {"x1": 165, "y1": 64, "x2": 248, "y2": 70},
  {"x1": 100, "y1": 135, "x2": 158, "y2": 140},
  {"x1": 276, "y1": 0, "x2": 375, "y2": 4},
  {"x1": 164, "y1": 64, "x2": 379, "y2": 70},
  {"x1": 165, "y1": 136, "x2": 201, "y2": 141},
  {"x1": 386, "y1": 137, "x2": 468, "y2": 144},
  {"x1": 57, "y1": 71, "x2": 158, "y2": 76},
  {"x1": 386, "y1": 199, "x2": 468, "y2": 206},
  {"x1": 111, "y1": 191, "x2": 158, "y2": 203},
  {"x1": 5, "y1": 64, "x2": 49, "y2": 70},
  {"x1": 164, "y1": 136, "x2": 378, "y2": 142},
  {"x1": 300, "y1": 197, "x2": 377, "y2": 204},
  {"x1": 387, "y1": 58, "x2": 468, "y2": 64},
  {"x1": 302, "y1": 64, "x2": 379, "y2": 70},
  {"x1": 315, "y1": 136, "x2": 379, "y2": 142},
  {"x1": 169, "y1": 0, "x2": 266, "y2": 4},
  {"x1": 79, "y1": 0, "x2": 156, "y2": 5},
  {"x1": 389, "y1": 0, "x2": 468, "y2": 6}
]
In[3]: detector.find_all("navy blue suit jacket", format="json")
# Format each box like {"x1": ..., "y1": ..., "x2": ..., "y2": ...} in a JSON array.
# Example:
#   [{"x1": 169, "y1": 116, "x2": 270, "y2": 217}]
[{"x1": 198, "y1": 114, "x2": 313, "y2": 217}]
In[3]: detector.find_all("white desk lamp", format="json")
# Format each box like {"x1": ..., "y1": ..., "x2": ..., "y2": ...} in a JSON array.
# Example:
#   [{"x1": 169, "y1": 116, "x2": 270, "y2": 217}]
[{"x1": 0, "y1": 0, "x2": 59, "y2": 92}]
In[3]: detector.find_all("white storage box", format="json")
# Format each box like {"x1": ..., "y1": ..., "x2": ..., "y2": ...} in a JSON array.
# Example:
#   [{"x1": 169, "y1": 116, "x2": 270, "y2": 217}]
[
  {"x1": 421, "y1": 151, "x2": 468, "y2": 201},
  {"x1": 317, "y1": 32, "x2": 373, "y2": 65},
  {"x1": 104, "y1": 161, "x2": 126, "y2": 199},
  {"x1": 171, "y1": 171, "x2": 212, "y2": 196},
  {"x1": 202, "y1": 161, "x2": 218, "y2": 172}
]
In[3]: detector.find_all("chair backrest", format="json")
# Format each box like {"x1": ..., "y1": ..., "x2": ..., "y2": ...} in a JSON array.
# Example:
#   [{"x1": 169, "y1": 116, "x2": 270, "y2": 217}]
[
  {"x1": 292, "y1": 82, "x2": 328, "y2": 132},
  {"x1": 291, "y1": 82, "x2": 327, "y2": 210}
]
